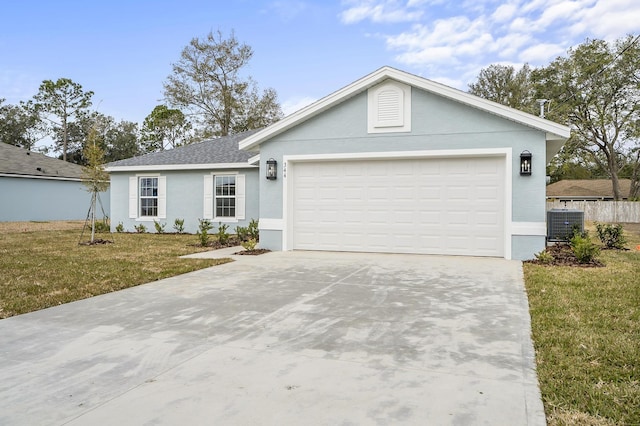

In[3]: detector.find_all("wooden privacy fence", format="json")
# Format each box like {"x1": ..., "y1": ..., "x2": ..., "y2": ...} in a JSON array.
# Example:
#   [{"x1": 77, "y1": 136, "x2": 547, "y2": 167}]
[{"x1": 546, "y1": 201, "x2": 640, "y2": 223}]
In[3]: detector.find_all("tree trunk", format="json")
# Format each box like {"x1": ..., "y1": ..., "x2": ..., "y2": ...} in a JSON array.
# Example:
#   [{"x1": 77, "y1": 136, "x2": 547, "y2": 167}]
[
  {"x1": 608, "y1": 152, "x2": 622, "y2": 200},
  {"x1": 630, "y1": 162, "x2": 640, "y2": 199},
  {"x1": 90, "y1": 191, "x2": 96, "y2": 243},
  {"x1": 62, "y1": 113, "x2": 68, "y2": 162}
]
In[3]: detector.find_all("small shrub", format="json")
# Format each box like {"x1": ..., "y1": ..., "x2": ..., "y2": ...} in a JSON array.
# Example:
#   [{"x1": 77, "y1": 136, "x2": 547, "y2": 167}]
[
  {"x1": 248, "y1": 218, "x2": 259, "y2": 241},
  {"x1": 153, "y1": 220, "x2": 166, "y2": 234},
  {"x1": 217, "y1": 223, "x2": 230, "y2": 246},
  {"x1": 570, "y1": 234, "x2": 600, "y2": 263},
  {"x1": 235, "y1": 225, "x2": 249, "y2": 242},
  {"x1": 134, "y1": 224, "x2": 147, "y2": 234},
  {"x1": 534, "y1": 250, "x2": 554, "y2": 264},
  {"x1": 241, "y1": 238, "x2": 257, "y2": 251},
  {"x1": 197, "y1": 219, "x2": 213, "y2": 246},
  {"x1": 173, "y1": 218, "x2": 185, "y2": 234},
  {"x1": 94, "y1": 219, "x2": 110, "y2": 233},
  {"x1": 595, "y1": 222, "x2": 626, "y2": 249},
  {"x1": 115, "y1": 222, "x2": 125, "y2": 233}
]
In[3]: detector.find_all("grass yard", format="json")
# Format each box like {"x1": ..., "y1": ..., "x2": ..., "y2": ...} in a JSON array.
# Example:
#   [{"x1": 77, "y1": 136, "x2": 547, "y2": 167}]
[
  {"x1": 524, "y1": 223, "x2": 640, "y2": 425},
  {"x1": 0, "y1": 221, "x2": 230, "y2": 319}
]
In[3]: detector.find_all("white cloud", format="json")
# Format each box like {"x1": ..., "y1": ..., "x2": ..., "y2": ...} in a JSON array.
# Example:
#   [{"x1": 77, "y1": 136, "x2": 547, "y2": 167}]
[
  {"x1": 387, "y1": 17, "x2": 495, "y2": 65},
  {"x1": 339, "y1": 0, "x2": 423, "y2": 24},
  {"x1": 281, "y1": 96, "x2": 317, "y2": 115},
  {"x1": 570, "y1": 0, "x2": 640, "y2": 40},
  {"x1": 519, "y1": 43, "x2": 566, "y2": 63},
  {"x1": 492, "y1": 3, "x2": 519, "y2": 22},
  {"x1": 337, "y1": 0, "x2": 639, "y2": 94},
  {"x1": 494, "y1": 33, "x2": 533, "y2": 58}
]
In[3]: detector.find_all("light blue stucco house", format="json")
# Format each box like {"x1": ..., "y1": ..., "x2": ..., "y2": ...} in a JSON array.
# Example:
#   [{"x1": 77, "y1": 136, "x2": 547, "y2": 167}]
[
  {"x1": 107, "y1": 67, "x2": 570, "y2": 260},
  {"x1": 0, "y1": 143, "x2": 109, "y2": 222},
  {"x1": 106, "y1": 131, "x2": 261, "y2": 234}
]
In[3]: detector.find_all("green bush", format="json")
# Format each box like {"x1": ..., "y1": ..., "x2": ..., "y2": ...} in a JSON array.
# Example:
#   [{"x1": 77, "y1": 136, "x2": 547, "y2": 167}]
[
  {"x1": 173, "y1": 218, "x2": 185, "y2": 234},
  {"x1": 534, "y1": 250, "x2": 554, "y2": 264},
  {"x1": 248, "y1": 218, "x2": 259, "y2": 241},
  {"x1": 570, "y1": 234, "x2": 600, "y2": 264},
  {"x1": 134, "y1": 224, "x2": 147, "y2": 234},
  {"x1": 115, "y1": 222, "x2": 125, "y2": 233},
  {"x1": 217, "y1": 223, "x2": 230, "y2": 246},
  {"x1": 241, "y1": 238, "x2": 257, "y2": 251},
  {"x1": 153, "y1": 220, "x2": 166, "y2": 234},
  {"x1": 197, "y1": 219, "x2": 213, "y2": 246},
  {"x1": 595, "y1": 222, "x2": 627, "y2": 249},
  {"x1": 94, "y1": 219, "x2": 110, "y2": 233},
  {"x1": 235, "y1": 225, "x2": 249, "y2": 242}
]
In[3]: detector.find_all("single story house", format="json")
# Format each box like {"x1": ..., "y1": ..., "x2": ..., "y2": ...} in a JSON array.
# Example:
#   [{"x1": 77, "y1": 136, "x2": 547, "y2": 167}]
[
  {"x1": 546, "y1": 179, "x2": 633, "y2": 201},
  {"x1": 106, "y1": 131, "x2": 260, "y2": 233},
  {"x1": 0, "y1": 143, "x2": 110, "y2": 222},
  {"x1": 107, "y1": 67, "x2": 570, "y2": 260}
]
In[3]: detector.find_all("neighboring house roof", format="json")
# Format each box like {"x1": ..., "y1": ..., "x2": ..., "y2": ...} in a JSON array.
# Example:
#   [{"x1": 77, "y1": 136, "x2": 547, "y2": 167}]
[
  {"x1": 239, "y1": 66, "x2": 571, "y2": 163},
  {"x1": 106, "y1": 130, "x2": 260, "y2": 172},
  {"x1": 0, "y1": 143, "x2": 83, "y2": 180},
  {"x1": 546, "y1": 179, "x2": 632, "y2": 199}
]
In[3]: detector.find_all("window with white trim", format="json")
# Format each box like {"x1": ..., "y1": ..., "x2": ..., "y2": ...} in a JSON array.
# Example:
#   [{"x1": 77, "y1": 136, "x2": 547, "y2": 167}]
[
  {"x1": 215, "y1": 175, "x2": 236, "y2": 218},
  {"x1": 203, "y1": 173, "x2": 245, "y2": 221},
  {"x1": 129, "y1": 175, "x2": 166, "y2": 219},
  {"x1": 139, "y1": 177, "x2": 158, "y2": 217}
]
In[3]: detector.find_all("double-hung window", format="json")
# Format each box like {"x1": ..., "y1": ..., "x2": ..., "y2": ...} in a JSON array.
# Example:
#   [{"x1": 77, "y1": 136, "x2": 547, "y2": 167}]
[
  {"x1": 139, "y1": 177, "x2": 158, "y2": 217},
  {"x1": 129, "y1": 175, "x2": 166, "y2": 219},
  {"x1": 215, "y1": 175, "x2": 236, "y2": 217},
  {"x1": 203, "y1": 173, "x2": 245, "y2": 221}
]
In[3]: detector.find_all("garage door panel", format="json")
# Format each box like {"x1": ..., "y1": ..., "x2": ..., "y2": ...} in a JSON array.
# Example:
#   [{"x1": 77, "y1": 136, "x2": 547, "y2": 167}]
[{"x1": 291, "y1": 157, "x2": 504, "y2": 257}]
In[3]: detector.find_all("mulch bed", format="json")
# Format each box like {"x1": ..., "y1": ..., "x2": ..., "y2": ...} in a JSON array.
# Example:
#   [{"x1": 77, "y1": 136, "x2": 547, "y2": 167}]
[
  {"x1": 234, "y1": 249, "x2": 271, "y2": 256},
  {"x1": 525, "y1": 243, "x2": 604, "y2": 267},
  {"x1": 79, "y1": 239, "x2": 114, "y2": 246}
]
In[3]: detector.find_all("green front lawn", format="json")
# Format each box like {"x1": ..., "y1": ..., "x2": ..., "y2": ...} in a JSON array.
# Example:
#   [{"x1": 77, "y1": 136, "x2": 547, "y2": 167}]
[
  {"x1": 0, "y1": 223, "x2": 229, "y2": 319},
  {"x1": 524, "y1": 224, "x2": 640, "y2": 425}
]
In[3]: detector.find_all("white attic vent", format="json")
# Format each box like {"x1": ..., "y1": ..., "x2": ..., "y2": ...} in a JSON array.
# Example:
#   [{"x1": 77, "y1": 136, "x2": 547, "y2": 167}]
[{"x1": 368, "y1": 80, "x2": 411, "y2": 134}]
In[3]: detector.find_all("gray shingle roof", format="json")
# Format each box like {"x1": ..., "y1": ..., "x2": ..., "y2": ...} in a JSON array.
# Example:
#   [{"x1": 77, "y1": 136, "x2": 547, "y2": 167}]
[
  {"x1": 0, "y1": 143, "x2": 83, "y2": 179},
  {"x1": 107, "y1": 130, "x2": 259, "y2": 168}
]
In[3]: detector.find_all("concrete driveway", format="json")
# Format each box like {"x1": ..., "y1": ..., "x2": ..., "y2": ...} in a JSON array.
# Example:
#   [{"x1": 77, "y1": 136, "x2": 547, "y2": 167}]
[{"x1": 0, "y1": 251, "x2": 545, "y2": 425}]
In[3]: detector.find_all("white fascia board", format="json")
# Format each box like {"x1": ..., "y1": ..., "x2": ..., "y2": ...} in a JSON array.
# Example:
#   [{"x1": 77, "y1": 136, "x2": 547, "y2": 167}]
[
  {"x1": 386, "y1": 68, "x2": 571, "y2": 141},
  {"x1": 248, "y1": 154, "x2": 260, "y2": 165},
  {"x1": 0, "y1": 173, "x2": 82, "y2": 182},
  {"x1": 239, "y1": 66, "x2": 570, "y2": 152},
  {"x1": 105, "y1": 163, "x2": 257, "y2": 172}
]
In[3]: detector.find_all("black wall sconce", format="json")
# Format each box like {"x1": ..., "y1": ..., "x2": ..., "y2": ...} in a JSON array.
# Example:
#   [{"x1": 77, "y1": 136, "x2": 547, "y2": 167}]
[
  {"x1": 266, "y1": 158, "x2": 277, "y2": 180},
  {"x1": 520, "y1": 150, "x2": 532, "y2": 176}
]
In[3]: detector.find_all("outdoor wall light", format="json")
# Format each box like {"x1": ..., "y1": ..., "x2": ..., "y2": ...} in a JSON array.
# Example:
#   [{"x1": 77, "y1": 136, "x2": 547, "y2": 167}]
[
  {"x1": 520, "y1": 150, "x2": 532, "y2": 176},
  {"x1": 266, "y1": 158, "x2": 277, "y2": 180}
]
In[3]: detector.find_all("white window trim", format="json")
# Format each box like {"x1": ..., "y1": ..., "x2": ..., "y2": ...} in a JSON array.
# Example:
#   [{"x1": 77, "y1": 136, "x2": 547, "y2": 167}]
[
  {"x1": 367, "y1": 80, "x2": 411, "y2": 134},
  {"x1": 203, "y1": 172, "x2": 245, "y2": 222},
  {"x1": 130, "y1": 173, "x2": 166, "y2": 221}
]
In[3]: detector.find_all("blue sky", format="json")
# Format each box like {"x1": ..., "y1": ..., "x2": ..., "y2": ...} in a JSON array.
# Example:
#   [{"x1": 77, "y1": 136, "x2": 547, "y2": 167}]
[{"x1": 2, "y1": 0, "x2": 638, "y2": 130}]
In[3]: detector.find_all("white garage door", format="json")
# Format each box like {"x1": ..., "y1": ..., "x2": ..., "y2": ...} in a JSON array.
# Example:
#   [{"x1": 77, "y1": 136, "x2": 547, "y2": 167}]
[{"x1": 290, "y1": 156, "x2": 505, "y2": 257}]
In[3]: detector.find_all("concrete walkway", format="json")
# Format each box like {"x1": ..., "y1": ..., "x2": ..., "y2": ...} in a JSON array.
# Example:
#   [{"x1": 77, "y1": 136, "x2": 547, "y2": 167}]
[{"x1": 0, "y1": 251, "x2": 545, "y2": 425}]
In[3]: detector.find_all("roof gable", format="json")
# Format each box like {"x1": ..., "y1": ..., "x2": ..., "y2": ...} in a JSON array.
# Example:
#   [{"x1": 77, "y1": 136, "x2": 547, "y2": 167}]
[
  {"x1": 0, "y1": 143, "x2": 83, "y2": 179},
  {"x1": 239, "y1": 66, "x2": 571, "y2": 162},
  {"x1": 106, "y1": 130, "x2": 259, "y2": 172}
]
